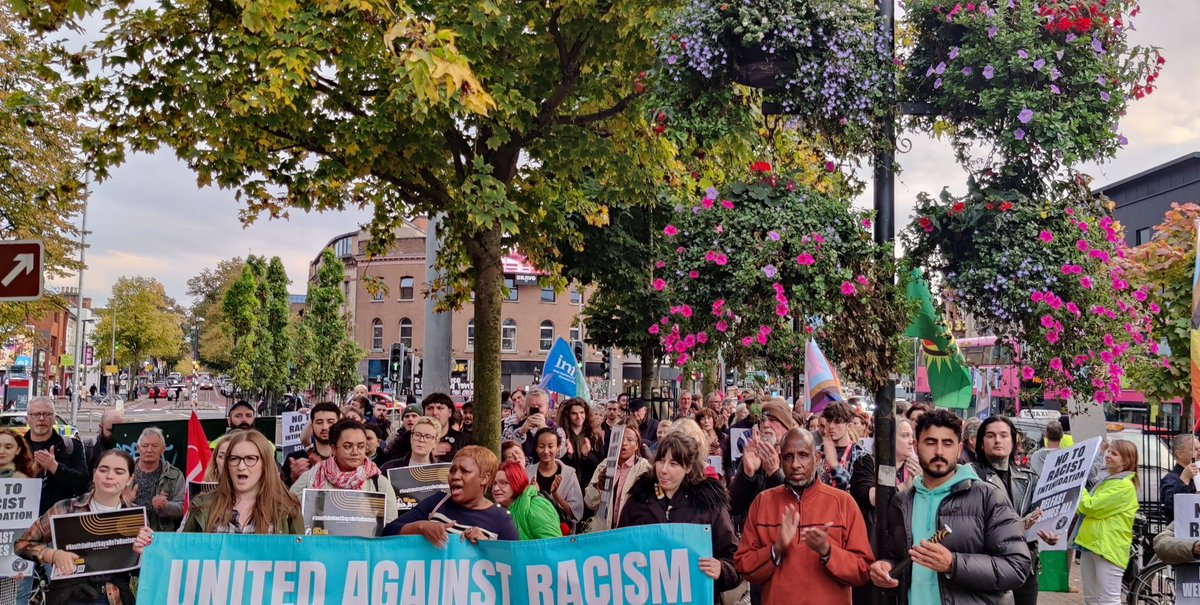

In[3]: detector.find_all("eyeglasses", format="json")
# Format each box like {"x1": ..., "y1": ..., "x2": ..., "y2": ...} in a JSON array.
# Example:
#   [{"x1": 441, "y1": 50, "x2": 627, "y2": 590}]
[
  {"x1": 339, "y1": 443, "x2": 368, "y2": 453},
  {"x1": 411, "y1": 433, "x2": 438, "y2": 443},
  {"x1": 228, "y1": 455, "x2": 261, "y2": 468},
  {"x1": 28, "y1": 413, "x2": 54, "y2": 419}
]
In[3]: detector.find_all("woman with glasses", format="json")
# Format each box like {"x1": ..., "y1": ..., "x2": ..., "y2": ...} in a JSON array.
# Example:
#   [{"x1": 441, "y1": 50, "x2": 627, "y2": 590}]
[
  {"x1": 18, "y1": 450, "x2": 146, "y2": 604},
  {"x1": 381, "y1": 417, "x2": 443, "y2": 471},
  {"x1": 290, "y1": 419, "x2": 398, "y2": 524}
]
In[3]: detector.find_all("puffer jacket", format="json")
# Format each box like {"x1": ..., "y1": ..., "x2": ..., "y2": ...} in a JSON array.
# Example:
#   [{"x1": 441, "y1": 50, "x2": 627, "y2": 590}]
[
  {"x1": 619, "y1": 474, "x2": 740, "y2": 602},
  {"x1": 1074, "y1": 471, "x2": 1137, "y2": 568},
  {"x1": 878, "y1": 474, "x2": 1031, "y2": 605}
]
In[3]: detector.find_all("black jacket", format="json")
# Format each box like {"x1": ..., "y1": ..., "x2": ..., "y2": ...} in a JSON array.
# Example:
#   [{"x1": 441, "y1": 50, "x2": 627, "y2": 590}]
[
  {"x1": 26, "y1": 431, "x2": 89, "y2": 515},
  {"x1": 84, "y1": 435, "x2": 115, "y2": 475},
  {"x1": 730, "y1": 466, "x2": 784, "y2": 518},
  {"x1": 878, "y1": 474, "x2": 1031, "y2": 605},
  {"x1": 619, "y1": 474, "x2": 740, "y2": 599}
]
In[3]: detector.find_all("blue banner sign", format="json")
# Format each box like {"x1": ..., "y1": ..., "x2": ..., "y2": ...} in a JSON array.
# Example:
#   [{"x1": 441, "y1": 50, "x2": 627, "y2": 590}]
[{"x1": 139, "y1": 524, "x2": 714, "y2": 605}]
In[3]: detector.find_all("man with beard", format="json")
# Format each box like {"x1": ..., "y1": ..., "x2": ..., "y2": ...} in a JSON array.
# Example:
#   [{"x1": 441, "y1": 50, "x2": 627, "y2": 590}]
[
  {"x1": 227, "y1": 400, "x2": 256, "y2": 430},
  {"x1": 282, "y1": 402, "x2": 341, "y2": 486},
  {"x1": 85, "y1": 409, "x2": 123, "y2": 474},
  {"x1": 735, "y1": 428, "x2": 872, "y2": 605},
  {"x1": 870, "y1": 410, "x2": 1030, "y2": 605},
  {"x1": 24, "y1": 397, "x2": 88, "y2": 514},
  {"x1": 730, "y1": 401, "x2": 796, "y2": 517}
]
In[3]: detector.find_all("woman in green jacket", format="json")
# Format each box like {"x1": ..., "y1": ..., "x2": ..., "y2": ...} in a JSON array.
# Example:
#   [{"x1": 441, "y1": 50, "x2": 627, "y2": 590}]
[
  {"x1": 1074, "y1": 439, "x2": 1139, "y2": 605},
  {"x1": 492, "y1": 461, "x2": 563, "y2": 540}
]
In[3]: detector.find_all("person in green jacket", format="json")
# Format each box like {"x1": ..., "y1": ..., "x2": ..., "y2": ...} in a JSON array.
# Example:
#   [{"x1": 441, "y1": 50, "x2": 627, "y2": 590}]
[
  {"x1": 1074, "y1": 438, "x2": 1139, "y2": 605},
  {"x1": 492, "y1": 461, "x2": 563, "y2": 540}
]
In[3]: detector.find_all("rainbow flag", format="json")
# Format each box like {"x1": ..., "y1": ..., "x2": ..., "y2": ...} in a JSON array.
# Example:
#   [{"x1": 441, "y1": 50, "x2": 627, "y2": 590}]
[
  {"x1": 805, "y1": 339, "x2": 843, "y2": 413},
  {"x1": 1191, "y1": 221, "x2": 1200, "y2": 429}
]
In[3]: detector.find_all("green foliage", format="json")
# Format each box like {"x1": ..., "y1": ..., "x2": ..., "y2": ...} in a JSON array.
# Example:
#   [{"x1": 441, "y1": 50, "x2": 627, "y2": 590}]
[
  {"x1": 186, "y1": 257, "x2": 245, "y2": 372},
  {"x1": 1122, "y1": 203, "x2": 1197, "y2": 406},
  {"x1": 298, "y1": 249, "x2": 362, "y2": 398},
  {"x1": 91, "y1": 277, "x2": 185, "y2": 377},
  {"x1": 219, "y1": 255, "x2": 295, "y2": 398},
  {"x1": 222, "y1": 263, "x2": 259, "y2": 391}
]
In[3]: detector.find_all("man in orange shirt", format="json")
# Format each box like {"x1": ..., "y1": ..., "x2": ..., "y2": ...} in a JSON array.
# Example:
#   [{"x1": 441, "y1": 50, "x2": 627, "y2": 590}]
[{"x1": 735, "y1": 427, "x2": 873, "y2": 605}]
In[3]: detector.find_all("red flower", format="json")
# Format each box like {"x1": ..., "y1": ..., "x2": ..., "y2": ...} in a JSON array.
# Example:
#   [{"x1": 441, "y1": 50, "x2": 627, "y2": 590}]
[
  {"x1": 750, "y1": 161, "x2": 771, "y2": 173},
  {"x1": 918, "y1": 217, "x2": 934, "y2": 233},
  {"x1": 998, "y1": 201, "x2": 1013, "y2": 211},
  {"x1": 985, "y1": 203, "x2": 994, "y2": 210},
  {"x1": 950, "y1": 201, "x2": 966, "y2": 214},
  {"x1": 1073, "y1": 17, "x2": 1092, "y2": 32}
]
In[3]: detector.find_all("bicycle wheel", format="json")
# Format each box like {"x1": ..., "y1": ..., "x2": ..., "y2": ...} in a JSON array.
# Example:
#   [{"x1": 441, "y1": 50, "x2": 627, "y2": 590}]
[{"x1": 1127, "y1": 561, "x2": 1174, "y2": 605}]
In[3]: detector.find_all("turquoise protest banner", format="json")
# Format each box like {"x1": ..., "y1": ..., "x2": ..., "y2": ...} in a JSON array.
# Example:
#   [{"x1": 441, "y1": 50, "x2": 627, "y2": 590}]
[{"x1": 138, "y1": 524, "x2": 714, "y2": 605}]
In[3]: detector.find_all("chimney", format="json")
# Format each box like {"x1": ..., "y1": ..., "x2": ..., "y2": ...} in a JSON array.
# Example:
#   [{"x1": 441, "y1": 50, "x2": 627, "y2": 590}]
[
  {"x1": 83, "y1": 298, "x2": 92, "y2": 309},
  {"x1": 412, "y1": 216, "x2": 429, "y2": 232}
]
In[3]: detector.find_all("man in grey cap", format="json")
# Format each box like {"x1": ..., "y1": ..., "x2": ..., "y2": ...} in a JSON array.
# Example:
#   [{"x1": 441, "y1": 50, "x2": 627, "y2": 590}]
[{"x1": 628, "y1": 398, "x2": 660, "y2": 448}]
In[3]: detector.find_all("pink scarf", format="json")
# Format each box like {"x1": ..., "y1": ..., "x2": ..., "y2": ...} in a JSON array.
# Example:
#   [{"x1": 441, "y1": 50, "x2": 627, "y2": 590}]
[{"x1": 310, "y1": 456, "x2": 381, "y2": 490}]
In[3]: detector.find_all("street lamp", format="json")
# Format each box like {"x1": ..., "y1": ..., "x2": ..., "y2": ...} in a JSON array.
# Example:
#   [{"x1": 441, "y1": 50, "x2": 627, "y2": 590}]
[{"x1": 192, "y1": 317, "x2": 205, "y2": 376}]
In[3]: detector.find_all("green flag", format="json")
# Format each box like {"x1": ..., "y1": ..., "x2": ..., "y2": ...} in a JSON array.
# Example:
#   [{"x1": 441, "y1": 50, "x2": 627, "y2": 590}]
[{"x1": 904, "y1": 269, "x2": 973, "y2": 409}]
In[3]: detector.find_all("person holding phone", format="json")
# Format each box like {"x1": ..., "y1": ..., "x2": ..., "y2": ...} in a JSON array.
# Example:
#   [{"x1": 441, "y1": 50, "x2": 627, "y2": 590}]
[
  {"x1": 502, "y1": 388, "x2": 565, "y2": 461},
  {"x1": 1161, "y1": 433, "x2": 1200, "y2": 518}
]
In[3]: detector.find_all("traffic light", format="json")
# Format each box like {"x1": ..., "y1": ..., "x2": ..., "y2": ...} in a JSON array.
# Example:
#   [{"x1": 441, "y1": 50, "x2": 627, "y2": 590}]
[
  {"x1": 572, "y1": 340, "x2": 585, "y2": 363},
  {"x1": 388, "y1": 343, "x2": 405, "y2": 381},
  {"x1": 600, "y1": 348, "x2": 612, "y2": 379}
]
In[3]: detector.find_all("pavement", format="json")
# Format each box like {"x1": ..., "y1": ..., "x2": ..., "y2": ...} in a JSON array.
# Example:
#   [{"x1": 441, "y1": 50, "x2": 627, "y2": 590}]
[{"x1": 1039, "y1": 555, "x2": 1083, "y2": 605}]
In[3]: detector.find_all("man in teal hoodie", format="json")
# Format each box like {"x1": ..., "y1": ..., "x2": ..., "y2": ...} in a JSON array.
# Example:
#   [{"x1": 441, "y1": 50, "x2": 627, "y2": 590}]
[{"x1": 869, "y1": 410, "x2": 1030, "y2": 605}]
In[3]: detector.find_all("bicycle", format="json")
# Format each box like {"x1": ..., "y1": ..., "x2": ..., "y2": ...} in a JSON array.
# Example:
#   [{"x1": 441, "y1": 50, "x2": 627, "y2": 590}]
[{"x1": 1126, "y1": 559, "x2": 1174, "y2": 605}]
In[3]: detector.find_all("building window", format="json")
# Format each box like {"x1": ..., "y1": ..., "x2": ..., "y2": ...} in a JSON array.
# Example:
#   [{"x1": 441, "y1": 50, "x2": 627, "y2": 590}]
[
  {"x1": 570, "y1": 325, "x2": 581, "y2": 343},
  {"x1": 540, "y1": 287, "x2": 556, "y2": 303},
  {"x1": 333, "y1": 236, "x2": 353, "y2": 258},
  {"x1": 466, "y1": 320, "x2": 475, "y2": 351},
  {"x1": 1135, "y1": 227, "x2": 1152, "y2": 246},
  {"x1": 504, "y1": 276, "x2": 518, "y2": 301},
  {"x1": 371, "y1": 288, "x2": 384, "y2": 302},
  {"x1": 502, "y1": 319, "x2": 517, "y2": 352},
  {"x1": 399, "y1": 276, "x2": 415, "y2": 300},
  {"x1": 570, "y1": 288, "x2": 582, "y2": 305},
  {"x1": 539, "y1": 321, "x2": 555, "y2": 351},
  {"x1": 371, "y1": 319, "x2": 383, "y2": 352},
  {"x1": 399, "y1": 318, "x2": 413, "y2": 349}
]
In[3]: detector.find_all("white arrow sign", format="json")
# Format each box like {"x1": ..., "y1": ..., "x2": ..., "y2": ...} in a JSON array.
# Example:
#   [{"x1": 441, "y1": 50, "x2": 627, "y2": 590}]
[{"x1": 1, "y1": 254, "x2": 35, "y2": 288}]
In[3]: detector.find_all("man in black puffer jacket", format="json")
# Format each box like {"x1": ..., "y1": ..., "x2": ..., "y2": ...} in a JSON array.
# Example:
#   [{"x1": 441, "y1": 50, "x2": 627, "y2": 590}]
[{"x1": 870, "y1": 410, "x2": 1031, "y2": 605}]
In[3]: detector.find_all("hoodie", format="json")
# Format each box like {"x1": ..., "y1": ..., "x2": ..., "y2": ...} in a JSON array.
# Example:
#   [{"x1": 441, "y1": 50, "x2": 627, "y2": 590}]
[{"x1": 910, "y1": 464, "x2": 979, "y2": 605}]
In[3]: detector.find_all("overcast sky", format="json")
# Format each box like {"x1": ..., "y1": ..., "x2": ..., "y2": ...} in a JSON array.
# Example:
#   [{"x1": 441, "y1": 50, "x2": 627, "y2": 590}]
[{"x1": 50, "y1": 0, "x2": 1200, "y2": 308}]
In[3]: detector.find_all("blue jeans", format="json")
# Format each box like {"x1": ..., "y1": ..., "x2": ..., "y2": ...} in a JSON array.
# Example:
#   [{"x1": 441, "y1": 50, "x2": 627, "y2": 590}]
[{"x1": 13, "y1": 576, "x2": 32, "y2": 604}]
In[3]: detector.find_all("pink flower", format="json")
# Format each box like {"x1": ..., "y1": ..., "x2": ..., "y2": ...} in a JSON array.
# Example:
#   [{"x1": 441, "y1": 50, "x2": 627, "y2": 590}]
[
  {"x1": 1163, "y1": 357, "x2": 1172, "y2": 369},
  {"x1": 701, "y1": 198, "x2": 714, "y2": 209},
  {"x1": 1040, "y1": 315, "x2": 1055, "y2": 329},
  {"x1": 683, "y1": 334, "x2": 696, "y2": 348},
  {"x1": 696, "y1": 332, "x2": 708, "y2": 344},
  {"x1": 825, "y1": 161, "x2": 836, "y2": 171},
  {"x1": 688, "y1": 270, "x2": 699, "y2": 279},
  {"x1": 1149, "y1": 341, "x2": 1159, "y2": 354},
  {"x1": 1089, "y1": 249, "x2": 1110, "y2": 262},
  {"x1": 812, "y1": 234, "x2": 826, "y2": 244},
  {"x1": 1079, "y1": 276, "x2": 1093, "y2": 289},
  {"x1": 648, "y1": 325, "x2": 660, "y2": 335},
  {"x1": 675, "y1": 246, "x2": 685, "y2": 254},
  {"x1": 1050, "y1": 358, "x2": 1063, "y2": 372},
  {"x1": 862, "y1": 219, "x2": 872, "y2": 229},
  {"x1": 1111, "y1": 277, "x2": 1128, "y2": 291},
  {"x1": 755, "y1": 332, "x2": 768, "y2": 345},
  {"x1": 741, "y1": 337, "x2": 753, "y2": 348},
  {"x1": 796, "y1": 253, "x2": 815, "y2": 266},
  {"x1": 721, "y1": 200, "x2": 734, "y2": 210},
  {"x1": 1065, "y1": 302, "x2": 1081, "y2": 316},
  {"x1": 663, "y1": 225, "x2": 678, "y2": 237},
  {"x1": 1132, "y1": 290, "x2": 1147, "y2": 302},
  {"x1": 704, "y1": 250, "x2": 717, "y2": 262},
  {"x1": 758, "y1": 325, "x2": 772, "y2": 335},
  {"x1": 652, "y1": 278, "x2": 666, "y2": 291},
  {"x1": 714, "y1": 254, "x2": 728, "y2": 266},
  {"x1": 680, "y1": 305, "x2": 693, "y2": 318},
  {"x1": 1046, "y1": 331, "x2": 1060, "y2": 344},
  {"x1": 655, "y1": 260, "x2": 665, "y2": 269},
  {"x1": 660, "y1": 317, "x2": 669, "y2": 325},
  {"x1": 767, "y1": 230, "x2": 781, "y2": 241},
  {"x1": 775, "y1": 303, "x2": 789, "y2": 317},
  {"x1": 1039, "y1": 230, "x2": 1053, "y2": 243},
  {"x1": 1030, "y1": 291, "x2": 1045, "y2": 303},
  {"x1": 855, "y1": 275, "x2": 869, "y2": 286},
  {"x1": 673, "y1": 341, "x2": 686, "y2": 353},
  {"x1": 1021, "y1": 366, "x2": 1035, "y2": 380},
  {"x1": 1148, "y1": 303, "x2": 1161, "y2": 314},
  {"x1": 840, "y1": 282, "x2": 857, "y2": 296},
  {"x1": 1102, "y1": 334, "x2": 1115, "y2": 347},
  {"x1": 1076, "y1": 240, "x2": 1089, "y2": 253},
  {"x1": 716, "y1": 320, "x2": 728, "y2": 333}
]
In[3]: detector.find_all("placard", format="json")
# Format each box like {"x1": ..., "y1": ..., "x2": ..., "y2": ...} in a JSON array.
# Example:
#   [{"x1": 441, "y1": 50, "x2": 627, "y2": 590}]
[
  {"x1": 48, "y1": 507, "x2": 146, "y2": 579},
  {"x1": 594, "y1": 425, "x2": 625, "y2": 526},
  {"x1": 301, "y1": 489, "x2": 386, "y2": 537},
  {"x1": 1024, "y1": 437, "x2": 1100, "y2": 542},
  {"x1": 0, "y1": 479, "x2": 39, "y2": 577},
  {"x1": 707, "y1": 456, "x2": 724, "y2": 478},
  {"x1": 387, "y1": 464, "x2": 451, "y2": 511},
  {"x1": 729, "y1": 428, "x2": 750, "y2": 465},
  {"x1": 279, "y1": 412, "x2": 307, "y2": 454},
  {"x1": 1177, "y1": 560, "x2": 1200, "y2": 603},
  {"x1": 187, "y1": 481, "x2": 218, "y2": 503}
]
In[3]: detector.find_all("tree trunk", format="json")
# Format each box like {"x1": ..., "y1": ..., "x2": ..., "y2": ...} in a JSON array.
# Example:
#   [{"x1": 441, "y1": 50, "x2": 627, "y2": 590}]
[
  {"x1": 471, "y1": 224, "x2": 504, "y2": 453},
  {"x1": 639, "y1": 342, "x2": 656, "y2": 400}
]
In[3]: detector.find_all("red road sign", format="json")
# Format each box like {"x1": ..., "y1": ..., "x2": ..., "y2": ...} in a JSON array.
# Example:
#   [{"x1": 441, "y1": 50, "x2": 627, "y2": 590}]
[{"x1": 0, "y1": 241, "x2": 42, "y2": 301}]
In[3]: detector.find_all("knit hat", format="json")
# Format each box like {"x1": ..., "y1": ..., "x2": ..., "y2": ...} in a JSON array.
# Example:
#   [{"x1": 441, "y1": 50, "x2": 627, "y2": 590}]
[
  {"x1": 403, "y1": 404, "x2": 422, "y2": 416},
  {"x1": 761, "y1": 401, "x2": 798, "y2": 431}
]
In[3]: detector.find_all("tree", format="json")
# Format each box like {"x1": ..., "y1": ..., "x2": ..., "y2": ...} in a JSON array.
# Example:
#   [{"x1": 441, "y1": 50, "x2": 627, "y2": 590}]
[
  {"x1": 186, "y1": 257, "x2": 244, "y2": 371},
  {"x1": 298, "y1": 249, "x2": 362, "y2": 400},
  {"x1": 221, "y1": 264, "x2": 259, "y2": 393},
  {"x1": 91, "y1": 277, "x2": 185, "y2": 388},
  {"x1": 23, "y1": 0, "x2": 676, "y2": 452},
  {"x1": 0, "y1": 6, "x2": 85, "y2": 339},
  {"x1": 261, "y1": 257, "x2": 293, "y2": 397}
]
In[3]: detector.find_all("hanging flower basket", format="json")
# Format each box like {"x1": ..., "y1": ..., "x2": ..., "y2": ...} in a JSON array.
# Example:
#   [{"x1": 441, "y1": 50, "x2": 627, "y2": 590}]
[
  {"x1": 656, "y1": 0, "x2": 889, "y2": 154},
  {"x1": 901, "y1": 0, "x2": 1163, "y2": 192}
]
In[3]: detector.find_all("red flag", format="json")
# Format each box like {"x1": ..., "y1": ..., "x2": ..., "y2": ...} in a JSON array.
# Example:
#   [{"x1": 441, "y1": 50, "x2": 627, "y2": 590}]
[{"x1": 185, "y1": 411, "x2": 211, "y2": 511}]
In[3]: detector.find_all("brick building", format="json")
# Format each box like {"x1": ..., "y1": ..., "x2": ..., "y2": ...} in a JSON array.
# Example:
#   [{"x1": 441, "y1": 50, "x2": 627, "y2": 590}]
[{"x1": 307, "y1": 219, "x2": 609, "y2": 400}]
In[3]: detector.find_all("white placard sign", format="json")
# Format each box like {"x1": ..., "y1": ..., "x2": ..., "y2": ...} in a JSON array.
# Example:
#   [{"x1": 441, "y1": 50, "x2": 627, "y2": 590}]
[
  {"x1": 1024, "y1": 436, "x2": 1100, "y2": 542},
  {"x1": 594, "y1": 425, "x2": 625, "y2": 528},
  {"x1": 0, "y1": 479, "x2": 40, "y2": 577},
  {"x1": 280, "y1": 412, "x2": 307, "y2": 453}
]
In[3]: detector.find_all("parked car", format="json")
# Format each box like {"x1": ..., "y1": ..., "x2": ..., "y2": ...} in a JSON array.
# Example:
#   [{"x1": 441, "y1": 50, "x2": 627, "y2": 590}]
[
  {"x1": 147, "y1": 382, "x2": 170, "y2": 399},
  {"x1": 198, "y1": 376, "x2": 214, "y2": 390}
]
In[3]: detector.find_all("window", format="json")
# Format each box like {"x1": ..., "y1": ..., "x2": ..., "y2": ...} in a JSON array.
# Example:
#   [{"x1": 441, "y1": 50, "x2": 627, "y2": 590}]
[
  {"x1": 399, "y1": 318, "x2": 413, "y2": 349},
  {"x1": 539, "y1": 321, "x2": 555, "y2": 351},
  {"x1": 466, "y1": 320, "x2": 475, "y2": 351},
  {"x1": 502, "y1": 319, "x2": 517, "y2": 352},
  {"x1": 540, "y1": 287, "x2": 556, "y2": 303},
  {"x1": 504, "y1": 276, "x2": 518, "y2": 301},
  {"x1": 1135, "y1": 227, "x2": 1152, "y2": 246},
  {"x1": 371, "y1": 319, "x2": 383, "y2": 352},
  {"x1": 570, "y1": 288, "x2": 582, "y2": 305},
  {"x1": 569, "y1": 325, "x2": 581, "y2": 343},
  {"x1": 333, "y1": 236, "x2": 353, "y2": 258},
  {"x1": 371, "y1": 287, "x2": 384, "y2": 302},
  {"x1": 399, "y1": 276, "x2": 415, "y2": 300}
]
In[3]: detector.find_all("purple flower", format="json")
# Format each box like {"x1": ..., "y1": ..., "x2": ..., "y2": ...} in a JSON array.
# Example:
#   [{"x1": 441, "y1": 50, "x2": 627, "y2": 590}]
[
  {"x1": 1092, "y1": 38, "x2": 1104, "y2": 53},
  {"x1": 1100, "y1": 91, "x2": 1111, "y2": 102},
  {"x1": 1096, "y1": 75, "x2": 1107, "y2": 86},
  {"x1": 1014, "y1": 128, "x2": 1026, "y2": 140},
  {"x1": 762, "y1": 265, "x2": 777, "y2": 279},
  {"x1": 1017, "y1": 49, "x2": 1029, "y2": 59},
  {"x1": 767, "y1": 230, "x2": 780, "y2": 241},
  {"x1": 1018, "y1": 108, "x2": 1033, "y2": 124},
  {"x1": 949, "y1": 47, "x2": 960, "y2": 60},
  {"x1": 926, "y1": 66, "x2": 935, "y2": 77},
  {"x1": 987, "y1": 25, "x2": 999, "y2": 39},
  {"x1": 982, "y1": 65, "x2": 994, "y2": 79},
  {"x1": 1033, "y1": 58, "x2": 1045, "y2": 70},
  {"x1": 1118, "y1": 134, "x2": 1129, "y2": 145},
  {"x1": 667, "y1": 55, "x2": 677, "y2": 65},
  {"x1": 934, "y1": 78, "x2": 942, "y2": 89},
  {"x1": 1049, "y1": 67, "x2": 1061, "y2": 81},
  {"x1": 961, "y1": 66, "x2": 973, "y2": 76},
  {"x1": 704, "y1": 186, "x2": 718, "y2": 200},
  {"x1": 1065, "y1": 33, "x2": 1077, "y2": 43},
  {"x1": 934, "y1": 62, "x2": 946, "y2": 75},
  {"x1": 1050, "y1": 84, "x2": 1061, "y2": 95}
]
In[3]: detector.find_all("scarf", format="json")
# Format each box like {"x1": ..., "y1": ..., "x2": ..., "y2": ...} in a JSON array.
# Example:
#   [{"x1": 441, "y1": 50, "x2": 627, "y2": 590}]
[{"x1": 310, "y1": 456, "x2": 381, "y2": 490}]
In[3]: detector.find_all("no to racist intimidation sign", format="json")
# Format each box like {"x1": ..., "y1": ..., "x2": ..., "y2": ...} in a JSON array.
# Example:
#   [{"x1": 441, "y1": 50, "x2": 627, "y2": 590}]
[
  {"x1": 0, "y1": 479, "x2": 39, "y2": 577},
  {"x1": 1024, "y1": 436, "x2": 1100, "y2": 542}
]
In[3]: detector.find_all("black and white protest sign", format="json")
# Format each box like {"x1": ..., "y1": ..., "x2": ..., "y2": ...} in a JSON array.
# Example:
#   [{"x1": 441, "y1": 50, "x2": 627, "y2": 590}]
[
  {"x1": 187, "y1": 481, "x2": 217, "y2": 504},
  {"x1": 49, "y1": 507, "x2": 147, "y2": 579},
  {"x1": 302, "y1": 489, "x2": 386, "y2": 537},
  {"x1": 729, "y1": 428, "x2": 750, "y2": 466},
  {"x1": 1025, "y1": 436, "x2": 1100, "y2": 542},
  {"x1": 594, "y1": 425, "x2": 625, "y2": 526},
  {"x1": 1178, "y1": 561, "x2": 1200, "y2": 604},
  {"x1": 1175, "y1": 493, "x2": 1200, "y2": 604},
  {"x1": 387, "y1": 464, "x2": 450, "y2": 511},
  {"x1": 278, "y1": 412, "x2": 307, "y2": 454},
  {"x1": 0, "y1": 479, "x2": 39, "y2": 577}
]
